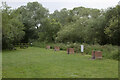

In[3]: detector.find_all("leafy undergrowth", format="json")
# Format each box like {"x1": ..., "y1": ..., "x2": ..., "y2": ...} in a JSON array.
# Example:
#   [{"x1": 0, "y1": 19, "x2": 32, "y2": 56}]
[
  {"x1": 32, "y1": 42, "x2": 119, "y2": 60},
  {"x1": 2, "y1": 47, "x2": 118, "y2": 78}
]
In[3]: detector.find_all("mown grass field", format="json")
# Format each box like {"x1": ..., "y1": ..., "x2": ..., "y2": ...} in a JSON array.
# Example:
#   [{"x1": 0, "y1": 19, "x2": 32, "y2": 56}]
[{"x1": 2, "y1": 47, "x2": 118, "y2": 78}]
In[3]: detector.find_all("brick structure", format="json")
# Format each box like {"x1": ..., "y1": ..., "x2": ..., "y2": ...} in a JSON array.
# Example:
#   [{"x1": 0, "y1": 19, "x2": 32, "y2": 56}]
[
  {"x1": 67, "y1": 48, "x2": 74, "y2": 54},
  {"x1": 95, "y1": 51, "x2": 102, "y2": 59},
  {"x1": 92, "y1": 50, "x2": 102, "y2": 59},
  {"x1": 54, "y1": 46, "x2": 60, "y2": 51},
  {"x1": 46, "y1": 46, "x2": 50, "y2": 49}
]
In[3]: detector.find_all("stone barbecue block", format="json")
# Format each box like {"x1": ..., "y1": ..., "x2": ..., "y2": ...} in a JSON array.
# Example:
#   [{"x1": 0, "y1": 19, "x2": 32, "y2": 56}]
[
  {"x1": 95, "y1": 51, "x2": 102, "y2": 59},
  {"x1": 54, "y1": 46, "x2": 60, "y2": 51},
  {"x1": 46, "y1": 46, "x2": 50, "y2": 49},
  {"x1": 92, "y1": 50, "x2": 102, "y2": 59},
  {"x1": 67, "y1": 48, "x2": 74, "y2": 54}
]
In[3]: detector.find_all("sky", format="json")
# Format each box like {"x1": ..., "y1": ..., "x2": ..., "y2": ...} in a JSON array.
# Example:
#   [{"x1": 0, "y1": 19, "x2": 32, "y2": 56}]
[{"x1": 1, "y1": 0, "x2": 120, "y2": 13}]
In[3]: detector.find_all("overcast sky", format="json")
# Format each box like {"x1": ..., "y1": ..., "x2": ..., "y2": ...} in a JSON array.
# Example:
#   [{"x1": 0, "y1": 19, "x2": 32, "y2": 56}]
[{"x1": 1, "y1": 0, "x2": 120, "y2": 13}]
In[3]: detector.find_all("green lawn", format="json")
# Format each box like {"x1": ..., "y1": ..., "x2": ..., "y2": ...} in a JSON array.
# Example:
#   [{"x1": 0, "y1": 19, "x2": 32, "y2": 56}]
[{"x1": 2, "y1": 47, "x2": 118, "y2": 78}]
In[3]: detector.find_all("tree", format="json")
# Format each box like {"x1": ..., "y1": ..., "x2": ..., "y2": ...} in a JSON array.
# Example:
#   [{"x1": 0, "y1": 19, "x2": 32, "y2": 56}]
[
  {"x1": 38, "y1": 18, "x2": 61, "y2": 42},
  {"x1": 50, "y1": 8, "x2": 71, "y2": 26},
  {"x1": 2, "y1": 2, "x2": 25, "y2": 49},
  {"x1": 56, "y1": 17, "x2": 88, "y2": 43},
  {"x1": 104, "y1": 5, "x2": 120, "y2": 45},
  {"x1": 17, "y1": 2, "x2": 49, "y2": 42},
  {"x1": 84, "y1": 16, "x2": 108, "y2": 45}
]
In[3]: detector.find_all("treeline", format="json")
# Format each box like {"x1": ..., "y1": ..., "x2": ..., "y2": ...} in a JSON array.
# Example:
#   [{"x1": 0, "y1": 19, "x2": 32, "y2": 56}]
[{"x1": 1, "y1": 2, "x2": 120, "y2": 49}]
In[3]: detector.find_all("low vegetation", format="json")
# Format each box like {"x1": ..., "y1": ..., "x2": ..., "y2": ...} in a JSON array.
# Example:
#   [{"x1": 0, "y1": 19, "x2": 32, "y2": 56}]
[
  {"x1": 2, "y1": 47, "x2": 118, "y2": 78},
  {"x1": 1, "y1": 2, "x2": 120, "y2": 50},
  {"x1": 32, "y1": 42, "x2": 119, "y2": 60}
]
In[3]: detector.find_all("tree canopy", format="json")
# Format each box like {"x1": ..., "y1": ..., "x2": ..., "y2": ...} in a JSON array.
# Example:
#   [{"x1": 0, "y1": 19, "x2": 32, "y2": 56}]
[{"x1": 1, "y1": 2, "x2": 120, "y2": 49}]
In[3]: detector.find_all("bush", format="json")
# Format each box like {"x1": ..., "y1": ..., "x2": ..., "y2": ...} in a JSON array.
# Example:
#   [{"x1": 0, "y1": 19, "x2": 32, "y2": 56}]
[{"x1": 84, "y1": 44, "x2": 118, "y2": 60}]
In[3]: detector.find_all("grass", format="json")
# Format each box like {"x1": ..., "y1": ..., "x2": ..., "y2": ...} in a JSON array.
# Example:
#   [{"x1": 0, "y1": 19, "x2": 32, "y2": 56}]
[{"x1": 2, "y1": 47, "x2": 118, "y2": 78}]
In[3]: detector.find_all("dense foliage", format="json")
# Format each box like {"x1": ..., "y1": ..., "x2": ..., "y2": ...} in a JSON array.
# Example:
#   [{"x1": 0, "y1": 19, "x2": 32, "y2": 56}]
[
  {"x1": 1, "y1": 2, "x2": 119, "y2": 50},
  {"x1": 2, "y1": 2, "x2": 25, "y2": 49}
]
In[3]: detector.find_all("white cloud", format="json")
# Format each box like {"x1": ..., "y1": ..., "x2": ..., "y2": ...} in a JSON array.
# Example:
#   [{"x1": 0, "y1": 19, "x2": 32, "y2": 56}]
[
  {"x1": 2, "y1": 0, "x2": 120, "y2": 13},
  {"x1": 2, "y1": 0, "x2": 120, "y2": 3}
]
